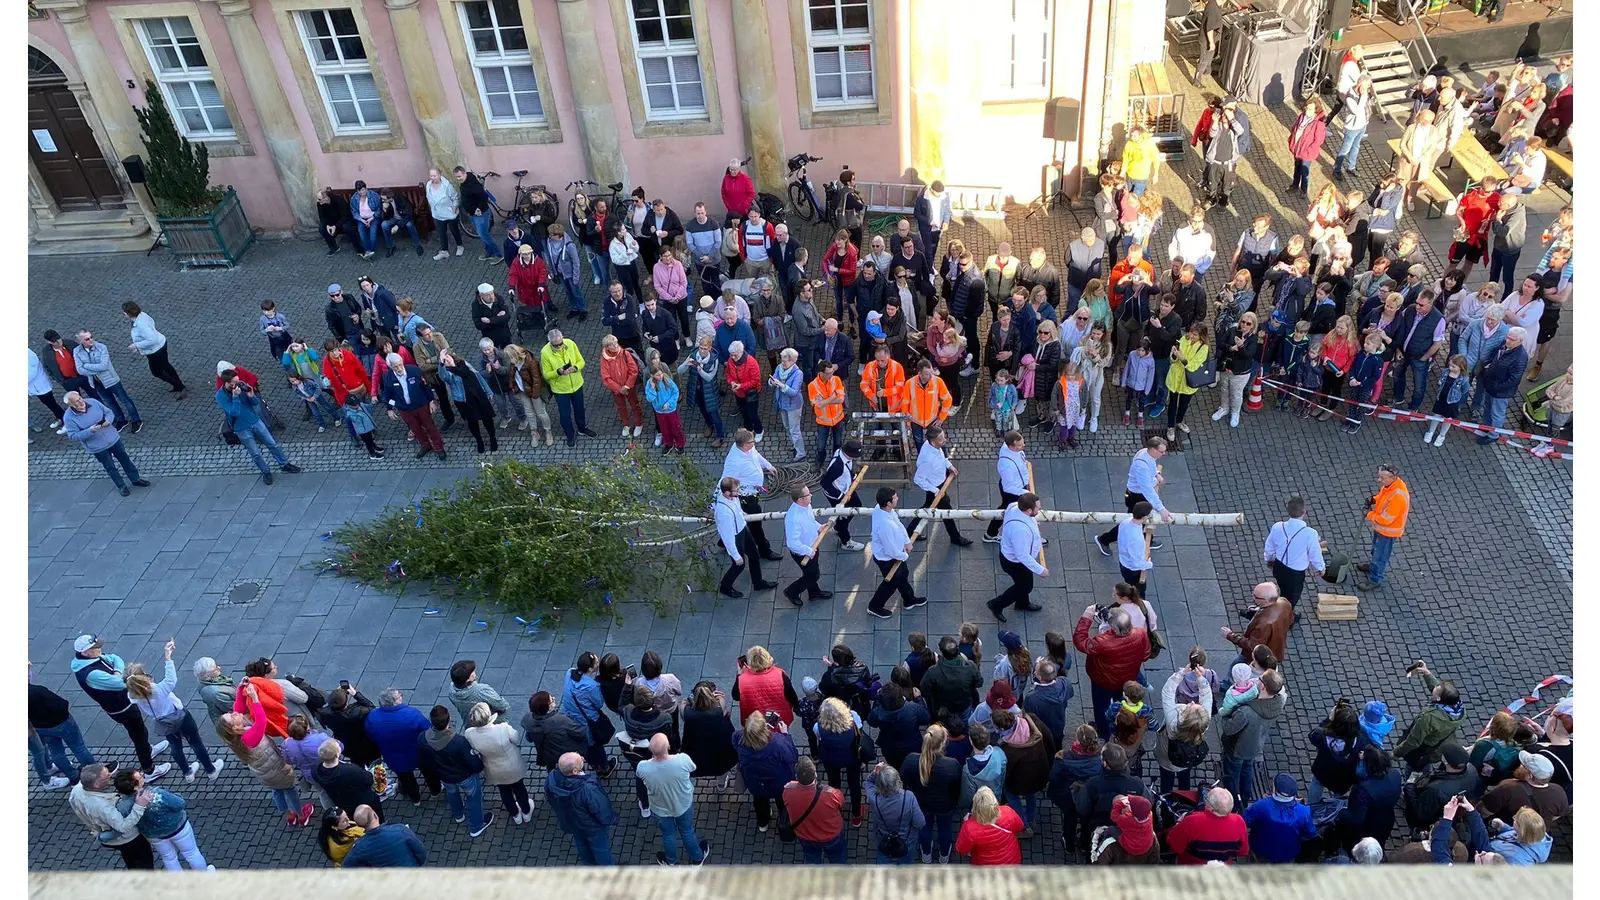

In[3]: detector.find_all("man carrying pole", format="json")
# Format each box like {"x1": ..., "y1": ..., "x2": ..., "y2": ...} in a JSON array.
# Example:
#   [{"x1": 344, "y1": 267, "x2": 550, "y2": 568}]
[
  {"x1": 820, "y1": 440, "x2": 867, "y2": 551},
  {"x1": 715, "y1": 476, "x2": 777, "y2": 599},
  {"x1": 1116, "y1": 501, "x2": 1155, "y2": 599},
  {"x1": 984, "y1": 430, "x2": 1035, "y2": 545},
  {"x1": 1095, "y1": 435, "x2": 1175, "y2": 555},
  {"x1": 911, "y1": 425, "x2": 973, "y2": 548},
  {"x1": 781, "y1": 483, "x2": 835, "y2": 608},
  {"x1": 986, "y1": 492, "x2": 1047, "y2": 623},
  {"x1": 868, "y1": 488, "x2": 927, "y2": 619}
]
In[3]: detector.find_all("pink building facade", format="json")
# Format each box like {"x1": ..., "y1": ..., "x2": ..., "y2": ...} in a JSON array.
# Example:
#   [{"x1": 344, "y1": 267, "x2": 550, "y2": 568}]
[{"x1": 28, "y1": 0, "x2": 1155, "y2": 245}]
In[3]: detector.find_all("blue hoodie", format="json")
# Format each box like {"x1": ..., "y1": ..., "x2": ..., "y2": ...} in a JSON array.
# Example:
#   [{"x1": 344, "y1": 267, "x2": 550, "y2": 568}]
[
  {"x1": 560, "y1": 669, "x2": 607, "y2": 744},
  {"x1": 544, "y1": 768, "x2": 618, "y2": 837},
  {"x1": 363, "y1": 704, "x2": 431, "y2": 773},
  {"x1": 1360, "y1": 701, "x2": 1395, "y2": 746},
  {"x1": 1243, "y1": 795, "x2": 1319, "y2": 863}
]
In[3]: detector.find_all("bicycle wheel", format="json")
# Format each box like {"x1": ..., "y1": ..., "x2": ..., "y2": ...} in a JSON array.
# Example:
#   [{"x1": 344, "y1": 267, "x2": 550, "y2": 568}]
[{"x1": 788, "y1": 182, "x2": 816, "y2": 222}]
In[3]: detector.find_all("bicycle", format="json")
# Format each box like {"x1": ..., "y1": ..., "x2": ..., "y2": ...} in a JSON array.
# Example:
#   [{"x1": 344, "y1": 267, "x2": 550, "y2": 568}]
[
  {"x1": 479, "y1": 169, "x2": 550, "y2": 230},
  {"x1": 785, "y1": 152, "x2": 824, "y2": 223},
  {"x1": 565, "y1": 178, "x2": 624, "y2": 218}
]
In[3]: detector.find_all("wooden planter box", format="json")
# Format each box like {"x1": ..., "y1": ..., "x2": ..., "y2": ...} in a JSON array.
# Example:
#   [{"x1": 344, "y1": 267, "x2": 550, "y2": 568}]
[{"x1": 156, "y1": 187, "x2": 255, "y2": 269}]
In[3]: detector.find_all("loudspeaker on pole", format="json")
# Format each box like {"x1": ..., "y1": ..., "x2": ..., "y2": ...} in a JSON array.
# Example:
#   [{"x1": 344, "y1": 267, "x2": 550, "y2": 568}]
[{"x1": 1042, "y1": 98, "x2": 1081, "y2": 142}]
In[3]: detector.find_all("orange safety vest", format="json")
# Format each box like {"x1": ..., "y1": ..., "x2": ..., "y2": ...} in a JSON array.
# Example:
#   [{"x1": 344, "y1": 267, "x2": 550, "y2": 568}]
[
  {"x1": 1365, "y1": 477, "x2": 1410, "y2": 538},
  {"x1": 902, "y1": 374, "x2": 952, "y2": 427},
  {"x1": 808, "y1": 375, "x2": 846, "y2": 426},
  {"x1": 860, "y1": 359, "x2": 907, "y2": 413}
]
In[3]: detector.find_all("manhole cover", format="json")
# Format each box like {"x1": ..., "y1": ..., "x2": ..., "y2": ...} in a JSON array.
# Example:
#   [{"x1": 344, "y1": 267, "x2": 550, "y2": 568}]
[{"x1": 223, "y1": 579, "x2": 267, "y2": 606}]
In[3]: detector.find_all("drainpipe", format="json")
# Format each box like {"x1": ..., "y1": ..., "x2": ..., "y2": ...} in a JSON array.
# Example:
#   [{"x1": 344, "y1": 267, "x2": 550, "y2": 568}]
[{"x1": 1097, "y1": 0, "x2": 1122, "y2": 178}]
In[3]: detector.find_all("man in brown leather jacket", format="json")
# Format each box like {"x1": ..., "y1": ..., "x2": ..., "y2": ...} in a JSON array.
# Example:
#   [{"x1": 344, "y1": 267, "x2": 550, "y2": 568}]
[{"x1": 1221, "y1": 582, "x2": 1294, "y2": 665}]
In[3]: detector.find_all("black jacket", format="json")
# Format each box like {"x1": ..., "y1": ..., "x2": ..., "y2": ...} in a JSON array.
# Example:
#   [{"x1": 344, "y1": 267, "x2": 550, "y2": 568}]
[
  {"x1": 472, "y1": 295, "x2": 514, "y2": 346},
  {"x1": 1403, "y1": 766, "x2": 1483, "y2": 829},
  {"x1": 814, "y1": 331, "x2": 854, "y2": 373},
  {"x1": 28, "y1": 683, "x2": 71, "y2": 729},
  {"x1": 315, "y1": 759, "x2": 384, "y2": 816},
  {"x1": 1018, "y1": 261, "x2": 1062, "y2": 309},
  {"x1": 680, "y1": 706, "x2": 738, "y2": 777},
  {"x1": 855, "y1": 273, "x2": 892, "y2": 319},
  {"x1": 1145, "y1": 312, "x2": 1183, "y2": 359},
  {"x1": 320, "y1": 693, "x2": 382, "y2": 766},
  {"x1": 919, "y1": 655, "x2": 982, "y2": 719},
  {"x1": 950, "y1": 268, "x2": 986, "y2": 320},
  {"x1": 984, "y1": 318, "x2": 1023, "y2": 374},
  {"x1": 459, "y1": 174, "x2": 491, "y2": 217},
  {"x1": 380, "y1": 194, "x2": 415, "y2": 223},
  {"x1": 819, "y1": 661, "x2": 872, "y2": 712},
  {"x1": 525, "y1": 197, "x2": 559, "y2": 241},
  {"x1": 866, "y1": 694, "x2": 932, "y2": 766},
  {"x1": 417, "y1": 728, "x2": 484, "y2": 784},
  {"x1": 521, "y1": 709, "x2": 591, "y2": 770},
  {"x1": 771, "y1": 239, "x2": 801, "y2": 289},
  {"x1": 326, "y1": 296, "x2": 365, "y2": 342},
  {"x1": 318, "y1": 198, "x2": 353, "y2": 230},
  {"x1": 1075, "y1": 770, "x2": 1146, "y2": 830},
  {"x1": 890, "y1": 251, "x2": 933, "y2": 298},
  {"x1": 900, "y1": 752, "x2": 962, "y2": 816},
  {"x1": 1172, "y1": 280, "x2": 1207, "y2": 328},
  {"x1": 638, "y1": 208, "x2": 684, "y2": 249}
]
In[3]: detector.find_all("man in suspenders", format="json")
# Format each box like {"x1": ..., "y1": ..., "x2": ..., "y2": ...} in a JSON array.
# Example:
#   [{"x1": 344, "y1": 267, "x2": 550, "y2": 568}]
[
  {"x1": 782, "y1": 484, "x2": 834, "y2": 607},
  {"x1": 1260, "y1": 495, "x2": 1324, "y2": 610},
  {"x1": 985, "y1": 430, "x2": 1045, "y2": 546},
  {"x1": 911, "y1": 425, "x2": 972, "y2": 547},
  {"x1": 715, "y1": 477, "x2": 777, "y2": 599},
  {"x1": 987, "y1": 493, "x2": 1046, "y2": 623},
  {"x1": 868, "y1": 488, "x2": 926, "y2": 619},
  {"x1": 820, "y1": 440, "x2": 866, "y2": 551},
  {"x1": 722, "y1": 429, "x2": 783, "y2": 562}
]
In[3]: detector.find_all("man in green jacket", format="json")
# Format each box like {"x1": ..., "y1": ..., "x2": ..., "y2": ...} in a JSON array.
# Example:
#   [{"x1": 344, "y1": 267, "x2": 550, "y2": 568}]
[
  {"x1": 919, "y1": 636, "x2": 982, "y2": 721},
  {"x1": 540, "y1": 328, "x2": 596, "y2": 447},
  {"x1": 1393, "y1": 662, "x2": 1465, "y2": 772}
]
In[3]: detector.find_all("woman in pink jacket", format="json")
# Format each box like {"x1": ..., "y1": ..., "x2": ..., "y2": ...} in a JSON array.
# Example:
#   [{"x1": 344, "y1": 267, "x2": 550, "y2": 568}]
[
  {"x1": 1287, "y1": 98, "x2": 1328, "y2": 200},
  {"x1": 652, "y1": 246, "x2": 691, "y2": 341}
]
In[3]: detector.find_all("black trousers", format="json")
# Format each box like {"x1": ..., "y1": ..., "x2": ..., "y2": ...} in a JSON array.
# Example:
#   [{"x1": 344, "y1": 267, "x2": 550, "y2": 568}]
[
  {"x1": 720, "y1": 529, "x2": 765, "y2": 594},
  {"x1": 1098, "y1": 491, "x2": 1150, "y2": 547},
  {"x1": 34, "y1": 392, "x2": 65, "y2": 421},
  {"x1": 108, "y1": 706, "x2": 156, "y2": 773},
  {"x1": 1119, "y1": 565, "x2": 1149, "y2": 598},
  {"x1": 425, "y1": 380, "x2": 457, "y2": 425},
  {"x1": 922, "y1": 489, "x2": 962, "y2": 540},
  {"x1": 739, "y1": 494, "x2": 772, "y2": 555},
  {"x1": 991, "y1": 557, "x2": 1035, "y2": 610},
  {"x1": 987, "y1": 489, "x2": 1022, "y2": 538},
  {"x1": 1202, "y1": 162, "x2": 1234, "y2": 201},
  {"x1": 434, "y1": 217, "x2": 463, "y2": 251},
  {"x1": 870, "y1": 557, "x2": 915, "y2": 614},
  {"x1": 1271, "y1": 560, "x2": 1308, "y2": 607},
  {"x1": 785, "y1": 551, "x2": 823, "y2": 601},
  {"x1": 397, "y1": 767, "x2": 442, "y2": 803},
  {"x1": 323, "y1": 221, "x2": 358, "y2": 251},
  {"x1": 115, "y1": 835, "x2": 155, "y2": 869},
  {"x1": 828, "y1": 491, "x2": 860, "y2": 541},
  {"x1": 145, "y1": 345, "x2": 186, "y2": 392}
]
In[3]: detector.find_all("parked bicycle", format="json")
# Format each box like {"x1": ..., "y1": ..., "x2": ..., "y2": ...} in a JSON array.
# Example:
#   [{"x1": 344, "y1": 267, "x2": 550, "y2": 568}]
[
  {"x1": 785, "y1": 152, "x2": 824, "y2": 223},
  {"x1": 479, "y1": 169, "x2": 553, "y2": 230},
  {"x1": 565, "y1": 178, "x2": 624, "y2": 220}
]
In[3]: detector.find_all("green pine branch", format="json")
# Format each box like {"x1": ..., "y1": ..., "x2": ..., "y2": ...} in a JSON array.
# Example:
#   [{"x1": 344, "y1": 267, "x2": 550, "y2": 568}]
[{"x1": 133, "y1": 79, "x2": 224, "y2": 217}]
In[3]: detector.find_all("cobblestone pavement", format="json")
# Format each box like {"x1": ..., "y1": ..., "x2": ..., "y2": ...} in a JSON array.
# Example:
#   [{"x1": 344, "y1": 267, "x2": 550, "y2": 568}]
[{"x1": 28, "y1": 55, "x2": 1570, "y2": 868}]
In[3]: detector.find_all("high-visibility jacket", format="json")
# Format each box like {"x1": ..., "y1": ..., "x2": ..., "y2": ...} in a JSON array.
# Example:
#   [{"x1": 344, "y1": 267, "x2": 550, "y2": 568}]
[
  {"x1": 1366, "y1": 477, "x2": 1410, "y2": 538},
  {"x1": 902, "y1": 373, "x2": 952, "y2": 427},
  {"x1": 808, "y1": 375, "x2": 846, "y2": 426},
  {"x1": 860, "y1": 359, "x2": 907, "y2": 413}
]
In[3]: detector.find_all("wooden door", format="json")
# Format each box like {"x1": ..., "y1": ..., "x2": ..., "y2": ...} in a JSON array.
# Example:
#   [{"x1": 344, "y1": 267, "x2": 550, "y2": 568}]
[{"x1": 29, "y1": 84, "x2": 123, "y2": 211}]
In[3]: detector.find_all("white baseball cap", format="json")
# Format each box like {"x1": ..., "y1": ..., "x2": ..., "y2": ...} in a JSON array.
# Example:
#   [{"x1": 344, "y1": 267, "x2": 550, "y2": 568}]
[{"x1": 73, "y1": 634, "x2": 100, "y2": 653}]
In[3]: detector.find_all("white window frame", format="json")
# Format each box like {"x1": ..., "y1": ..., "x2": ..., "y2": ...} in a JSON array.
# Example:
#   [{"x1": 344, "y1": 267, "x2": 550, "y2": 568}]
[
  {"x1": 805, "y1": 0, "x2": 876, "y2": 110},
  {"x1": 984, "y1": 0, "x2": 1053, "y2": 100},
  {"x1": 626, "y1": 0, "x2": 707, "y2": 122},
  {"x1": 134, "y1": 16, "x2": 235, "y2": 139},
  {"x1": 294, "y1": 8, "x2": 387, "y2": 136},
  {"x1": 456, "y1": 0, "x2": 546, "y2": 126}
]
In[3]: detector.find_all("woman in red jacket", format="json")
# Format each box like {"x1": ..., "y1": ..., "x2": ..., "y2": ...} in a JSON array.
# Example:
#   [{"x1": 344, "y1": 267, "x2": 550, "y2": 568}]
[
  {"x1": 369, "y1": 336, "x2": 415, "y2": 398},
  {"x1": 1287, "y1": 97, "x2": 1328, "y2": 200},
  {"x1": 822, "y1": 230, "x2": 859, "y2": 325},
  {"x1": 322, "y1": 344, "x2": 369, "y2": 406},
  {"x1": 954, "y1": 786, "x2": 1024, "y2": 865},
  {"x1": 506, "y1": 243, "x2": 550, "y2": 330}
]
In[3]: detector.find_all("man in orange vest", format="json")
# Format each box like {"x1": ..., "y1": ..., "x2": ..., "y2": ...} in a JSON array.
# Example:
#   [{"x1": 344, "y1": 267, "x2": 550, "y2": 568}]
[
  {"x1": 859, "y1": 344, "x2": 906, "y2": 415},
  {"x1": 1356, "y1": 463, "x2": 1409, "y2": 590},
  {"x1": 902, "y1": 358, "x2": 952, "y2": 450},
  {"x1": 807, "y1": 358, "x2": 847, "y2": 469}
]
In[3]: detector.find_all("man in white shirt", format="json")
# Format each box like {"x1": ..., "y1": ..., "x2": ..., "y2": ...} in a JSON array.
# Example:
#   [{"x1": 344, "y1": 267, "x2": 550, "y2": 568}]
[
  {"x1": 819, "y1": 440, "x2": 866, "y2": 551},
  {"x1": 1260, "y1": 495, "x2": 1324, "y2": 610},
  {"x1": 715, "y1": 476, "x2": 777, "y2": 599},
  {"x1": 987, "y1": 493, "x2": 1047, "y2": 623},
  {"x1": 722, "y1": 429, "x2": 783, "y2": 562},
  {"x1": 986, "y1": 430, "x2": 1033, "y2": 544},
  {"x1": 868, "y1": 488, "x2": 925, "y2": 619},
  {"x1": 1116, "y1": 501, "x2": 1155, "y2": 598},
  {"x1": 1167, "y1": 208, "x2": 1216, "y2": 276},
  {"x1": 1096, "y1": 436, "x2": 1175, "y2": 553},
  {"x1": 782, "y1": 484, "x2": 833, "y2": 608},
  {"x1": 912, "y1": 425, "x2": 972, "y2": 547}
]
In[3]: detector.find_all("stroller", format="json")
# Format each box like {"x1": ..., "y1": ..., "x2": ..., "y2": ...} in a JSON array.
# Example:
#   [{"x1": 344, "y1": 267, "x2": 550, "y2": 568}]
[
  {"x1": 1520, "y1": 373, "x2": 1572, "y2": 440},
  {"x1": 1153, "y1": 787, "x2": 1205, "y2": 863}
]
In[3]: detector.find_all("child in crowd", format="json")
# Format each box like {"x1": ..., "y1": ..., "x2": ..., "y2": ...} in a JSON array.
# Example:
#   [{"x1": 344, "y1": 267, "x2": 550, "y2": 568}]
[
  {"x1": 942, "y1": 714, "x2": 972, "y2": 766},
  {"x1": 1422, "y1": 354, "x2": 1470, "y2": 448},
  {"x1": 259, "y1": 300, "x2": 292, "y2": 360},
  {"x1": 1176, "y1": 646, "x2": 1222, "y2": 714},
  {"x1": 1220, "y1": 663, "x2": 1260, "y2": 715},
  {"x1": 905, "y1": 633, "x2": 932, "y2": 687},
  {"x1": 1104, "y1": 681, "x2": 1154, "y2": 729},
  {"x1": 287, "y1": 373, "x2": 338, "y2": 432},
  {"x1": 958, "y1": 622, "x2": 983, "y2": 667},
  {"x1": 644, "y1": 362, "x2": 685, "y2": 454},
  {"x1": 342, "y1": 392, "x2": 384, "y2": 460},
  {"x1": 1341, "y1": 331, "x2": 1388, "y2": 435},
  {"x1": 1121, "y1": 337, "x2": 1155, "y2": 427},
  {"x1": 1292, "y1": 338, "x2": 1326, "y2": 418},
  {"x1": 1053, "y1": 360, "x2": 1086, "y2": 449},
  {"x1": 989, "y1": 367, "x2": 1019, "y2": 434},
  {"x1": 1274, "y1": 320, "x2": 1313, "y2": 410},
  {"x1": 796, "y1": 676, "x2": 823, "y2": 759}
]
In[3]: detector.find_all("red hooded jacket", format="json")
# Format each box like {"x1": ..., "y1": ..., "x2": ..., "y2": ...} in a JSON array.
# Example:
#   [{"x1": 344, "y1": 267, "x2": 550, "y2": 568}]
[
  {"x1": 1073, "y1": 614, "x2": 1150, "y2": 691},
  {"x1": 726, "y1": 352, "x2": 761, "y2": 399},
  {"x1": 721, "y1": 171, "x2": 756, "y2": 217},
  {"x1": 1288, "y1": 112, "x2": 1328, "y2": 162},
  {"x1": 323, "y1": 349, "x2": 369, "y2": 405},
  {"x1": 954, "y1": 805, "x2": 1025, "y2": 865},
  {"x1": 506, "y1": 254, "x2": 549, "y2": 307}
]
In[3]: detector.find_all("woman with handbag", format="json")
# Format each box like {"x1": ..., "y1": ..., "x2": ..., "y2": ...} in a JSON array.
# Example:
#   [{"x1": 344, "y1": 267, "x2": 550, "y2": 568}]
[
  {"x1": 123, "y1": 641, "x2": 223, "y2": 782},
  {"x1": 866, "y1": 762, "x2": 925, "y2": 864},
  {"x1": 1155, "y1": 662, "x2": 1214, "y2": 794},
  {"x1": 1165, "y1": 321, "x2": 1212, "y2": 439},
  {"x1": 561, "y1": 651, "x2": 616, "y2": 776},
  {"x1": 734, "y1": 711, "x2": 798, "y2": 832},
  {"x1": 954, "y1": 786, "x2": 1024, "y2": 865},
  {"x1": 814, "y1": 697, "x2": 868, "y2": 828}
]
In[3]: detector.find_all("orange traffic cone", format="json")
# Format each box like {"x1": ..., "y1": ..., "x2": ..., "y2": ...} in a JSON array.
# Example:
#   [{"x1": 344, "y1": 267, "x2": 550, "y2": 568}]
[{"x1": 1245, "y1": 373, "x2": 1265, "y2": 412}]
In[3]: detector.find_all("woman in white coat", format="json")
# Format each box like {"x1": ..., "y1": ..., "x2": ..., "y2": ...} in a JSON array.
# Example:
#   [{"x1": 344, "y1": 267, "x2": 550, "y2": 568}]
[{"x1": 463, "y1": 701, "x2": 534, "y2": 824}]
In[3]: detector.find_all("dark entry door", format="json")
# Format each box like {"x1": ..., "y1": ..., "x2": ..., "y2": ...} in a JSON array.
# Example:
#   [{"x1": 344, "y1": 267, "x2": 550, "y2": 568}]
[{"x1": 29, "y1": 84, "x2": 123, "y2": 210}]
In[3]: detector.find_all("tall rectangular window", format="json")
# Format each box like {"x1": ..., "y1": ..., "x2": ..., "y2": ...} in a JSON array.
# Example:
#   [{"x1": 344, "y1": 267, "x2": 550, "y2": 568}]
[
  {"x1": 296, "y1": 8, "x2": 387, "y2": 134},
  {"x1": 628, "y1": 0, "x2": 705, "y2": 120},
  {"x1": 985, "y1": 0, "x2": 1052, "y2": 99},
  {"x1": 459, "y1": 0, "x2": 545, "y2": 125},
  {"x1": 806, "y1": 0, "x2": 874, "y2": 108},
  {"x1": 135, "y1": 17, "x2": 234, "y2": 139}
]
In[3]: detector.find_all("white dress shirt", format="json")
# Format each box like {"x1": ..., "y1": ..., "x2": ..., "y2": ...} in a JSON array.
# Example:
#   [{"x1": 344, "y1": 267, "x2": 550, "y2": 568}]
[
  {"x1": 1116, "y1": 519, "x2": 1151, "y2": 572},
  {"x1": 871, "y1": 507, "x2": 910, "y2": 562},
  {"x1": 713, "y1": 494, "x2": 746, "y2": 562},
  {"x1": 784, "y1": 502, "x2": 822, "y2": 557},
  {"x1": 997, "y1": 445, "x2": 1030, "y2": 495},
  {"x1": 999, "y1": 505, "x2": 1045, "y2": 574},
  {"x1": 722, "y1": 444, "x2": 772, "y2": 495},
  {"x1": 824, "y1": 450, "x2": 855, "y2": 499},
  {"x1": 913, "y1": 441, "x2": 954, "y2": 492},
  {"x1": 1262, "y1": 517, "x2": 1325, "y2": 572},
  {"x1": 1125, "y1": 450, "x2": 1167, "y2": 513}
]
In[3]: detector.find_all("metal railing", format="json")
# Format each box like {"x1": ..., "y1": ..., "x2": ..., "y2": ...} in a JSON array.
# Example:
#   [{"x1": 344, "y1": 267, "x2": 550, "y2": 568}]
[{"x1": 853, "y1": 182, "x2": 1007, "y2": 220}]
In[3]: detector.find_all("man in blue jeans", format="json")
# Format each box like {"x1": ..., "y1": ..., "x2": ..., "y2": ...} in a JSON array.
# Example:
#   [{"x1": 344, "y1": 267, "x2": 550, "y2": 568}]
[
  {"x1": 1217, "y1": 669, "x2": 1286, "y2": 808},
  {"x1": 216, "y1": 369, "x2": 303, "y2": 485},
  {"x1": 545, "y1": 752, "x2": 618, "y2": 864},
  {"x1": 1389, "y1": 290, "x2": 1445, "y2": 412},
  {"x1": 454, "y1": 166, "x2": 501, "y2": 264},
  {"x1": 72, "y1": 331, "x2": 142, "y2": 433},
  {"x1": 634, "y1": 734, "x2": 709, "y2": 865},
  {"x1": 30, "y1": 662, "x2": 96, "y2": 788},
  {"x1": 61, "y1": 392, "x2": 149, "y2": 497},
  {"x1": 417, "y1": 706, "x2": 493, "y2": 838}
]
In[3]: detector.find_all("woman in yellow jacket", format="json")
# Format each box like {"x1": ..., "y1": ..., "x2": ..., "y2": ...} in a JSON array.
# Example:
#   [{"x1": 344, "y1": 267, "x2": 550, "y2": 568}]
[{"x1": 1164, "y1": 321, "x2": 1211, "y2": 439}]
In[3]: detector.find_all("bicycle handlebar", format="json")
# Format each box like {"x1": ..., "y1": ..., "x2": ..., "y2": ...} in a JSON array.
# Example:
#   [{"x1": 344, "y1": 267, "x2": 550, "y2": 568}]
[{"x1": 482, "y1": 171, "x2": 501, "y2": 178}]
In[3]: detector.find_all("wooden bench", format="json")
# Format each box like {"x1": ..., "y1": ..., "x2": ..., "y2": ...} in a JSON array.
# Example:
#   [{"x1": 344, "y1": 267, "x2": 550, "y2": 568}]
[
  {"x1": 1450, "y1": 133, "x2": 1509, "y2": 184},
  {"x1": 1387, "y1": 138, "x2": 1454, "y2": 220},
  {"x1": 1543, "y1": 146, "x2": 1573, "y2": 191},
  {"x1": 330, "y1": 184, "x2": 436, "y2": 238}
]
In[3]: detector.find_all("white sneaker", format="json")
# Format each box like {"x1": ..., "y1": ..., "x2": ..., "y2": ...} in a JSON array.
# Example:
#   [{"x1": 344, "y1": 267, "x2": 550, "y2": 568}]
[
  {"x1": 186, "y1": 761, "x2": 202, "y2": 782},
  {"x1": 633, "y1": 425, "x2": 643, "y2": 437},
  {"x1": 434, "y1": 251, "x2": 449, "y2": 261},
  {"x1": 640, "y1": 801, "x2": 652, "y2": 819},
  {"x1": 1089, "y1": 417, "x2": 1099, "y2": 433},
  {"x1": 45, "y1": 775, "x2": 69, "y2": 789},
  {"x1": 209, "y1": 758, "x2": 226, "y2": 780},
  {"x1": 1229, "y1": 412, "x2": 1239, "y2": 428},
  {"x1": 921, "y1": 851, "x2": 933, "y2": 864},
  {"x1": 456, "y1": 246, "x2": 464, "y2": 256},
  {"x1": 54, "y1": 427, "x2": 67, "y2": 435},
  {"x1": 655, "y1": 433, "x2": 663, "y2": 447},
  {"x1": 1433, "y1": 429, "x2": 1447, "y2": 447},
  {"x1": 1422, "y1": 428, "x2": 1435, "y2": 444},
  {"x1": 841, "y1": 540, "x2": 865, "y2": 551},
  {"x1": 317, "y1": 426, "x2": 326, "y2": 434},
  {"x1": 754, "y1": 432, "x2": 764, "y2": 443},
  {"x1": 146, "y1": 763, "x2": 172, "y2": 781},
  {"x1": 1212, "y1": 408, "x2": 1228, "y2": 421},
  {"x1": 621, "y1": 426, "x2": 631, "y2": 438},
  {"x1": 949, "y1": 405, "x2": 960, "y2": 414},
  {"x1": 152, "y1": 740, "x2": 170, "y2": 757}
]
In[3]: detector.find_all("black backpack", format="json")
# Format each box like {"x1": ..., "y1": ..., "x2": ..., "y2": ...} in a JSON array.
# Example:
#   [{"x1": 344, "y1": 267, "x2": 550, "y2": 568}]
[{"x1": 1167, "y1": 734, "x2": 1208, "y2": 770}]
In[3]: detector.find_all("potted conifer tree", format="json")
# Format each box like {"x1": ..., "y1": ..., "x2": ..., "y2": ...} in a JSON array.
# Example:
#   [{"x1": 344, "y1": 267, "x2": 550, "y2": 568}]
[{"x1": 134, "y1": 78, "x2": 254, "y2": 267}]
